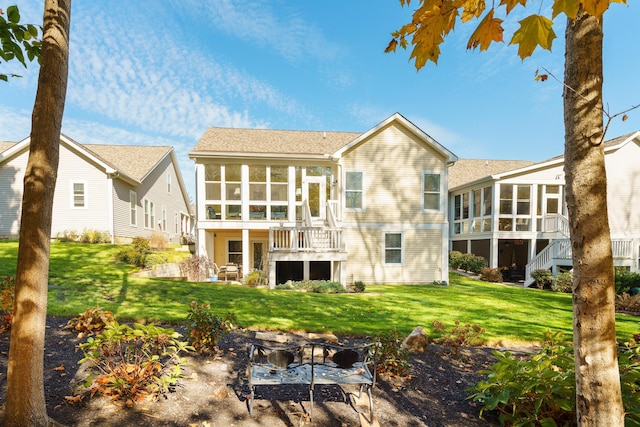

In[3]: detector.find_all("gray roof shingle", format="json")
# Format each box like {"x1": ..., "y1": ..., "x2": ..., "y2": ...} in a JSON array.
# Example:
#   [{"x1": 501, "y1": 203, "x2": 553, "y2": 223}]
[
  {"x1": 81, "y1": 144, "x2": 173, "y2": 182},
  {"x1": 449, "y1": 159, "x2": 536, "y2": 189}
]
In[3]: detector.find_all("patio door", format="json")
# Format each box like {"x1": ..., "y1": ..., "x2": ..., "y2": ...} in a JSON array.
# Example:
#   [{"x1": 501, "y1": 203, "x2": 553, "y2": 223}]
[{"x1": 304, "y1": 176, "x2": 326, "y2": 221}]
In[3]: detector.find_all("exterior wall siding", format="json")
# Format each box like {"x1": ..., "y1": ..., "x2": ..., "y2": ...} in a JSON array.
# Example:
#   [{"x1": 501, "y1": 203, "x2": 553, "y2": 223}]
[
  {"x1": 606, "y1": 143, "x2": 640, "y2": 236},
  {"x1": 344, "y1": 226, "x2": 443, "y2": 284},
  {"x1": 0, "y1": 148, "x2": 28, "y2": 237},
  {"x1": 51, "y1": 144, "x2": 111, "y2": 237}
]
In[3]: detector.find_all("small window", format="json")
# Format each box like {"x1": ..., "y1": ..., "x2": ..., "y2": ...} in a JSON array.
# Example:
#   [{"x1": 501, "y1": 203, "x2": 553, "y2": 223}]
[
  {"x1": 130, "y1": 191, "x2": 137, "y2": 226},
  {"x1": 345, "y1": 171, "x2": 363, "y2": 209},
  {"x1": 228, "y1": 240, "x2": 242, "y2": 265},
  {"x1": 71, "y1": 181, "x2": 86, "y2": 208},
  {"x1": 161, "y1": 207, "x2": 167, "y2": 231},
  {"x1": 144, "y1": 199, "x2": 155, "y2": 229},
  {"x1": 384, "y1": 232, "x2": 402, "y2": 264},
  {"x1": 423, "y1": 173, "x2": 441, "y2": 211}
]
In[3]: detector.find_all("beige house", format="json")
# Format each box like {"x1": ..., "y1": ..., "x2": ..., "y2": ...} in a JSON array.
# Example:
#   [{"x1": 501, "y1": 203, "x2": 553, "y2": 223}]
[
  {"x1": 449, "y1": 131, "x2": 640, "y2": 286},
  {"x1": 0, "y1": 134, "x2": 193, "y2": 243},
  {"x1": 189, "y1": 113, "x2": 458, "y2": 287}
]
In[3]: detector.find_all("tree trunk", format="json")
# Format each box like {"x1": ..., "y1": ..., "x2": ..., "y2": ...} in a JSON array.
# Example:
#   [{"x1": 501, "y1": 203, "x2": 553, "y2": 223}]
[
  {"x1": 563, "y1": 11, "x2": 624, "y2": 426},
  {"x1": 4, "y1": 1, "x2": 71, "y2": 426}
]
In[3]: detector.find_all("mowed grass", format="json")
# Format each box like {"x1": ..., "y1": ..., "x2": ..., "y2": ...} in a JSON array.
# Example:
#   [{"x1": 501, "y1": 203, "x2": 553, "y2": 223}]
[{"x1": 0, "y1": 241, "x2": 637, "y2": 344}]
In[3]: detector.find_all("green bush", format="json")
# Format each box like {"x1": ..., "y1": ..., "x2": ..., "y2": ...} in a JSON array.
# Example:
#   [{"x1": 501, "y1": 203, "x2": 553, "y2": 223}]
[
  {"x1": 468, "y1": 332, "x2": 640, "y2": 426},
  {"x1": 144, "y1": 252, "x2": 169, "y2": 269},
  {"x1": 460, "y1": 253, "x2": 487, "y2": 274},
  {"x1": 468, "y1": 331, "x2": 575, "y2": 426},
  {"x1": 76, "y1": 321, "x2": 192, "y2": 404},
  {"x1": 80, "y1": 229, "x2": 110, "y2": 244},
  {"x1": 552, "y1": 270, "x2": 573, "y2": 293},
  {"x1": 615, "y1": 269, "x2": 640, "y2": 295},
  {"x1": 353, "y1": 280, "x2": 366, "y2": 293},
  {"x1": 479, "y1": 267, "x2": 503, "y2": 283},
  {"x1": 114, "y1": 247, "x2": 147, "y2": 268},
  {"x1": 531, "y1": 269, "x2": 553, "y2": 290},
  {"x1": 375, "y1": 328, "x2": 411, "y2": 377},
  {"x1": 186, "y1": 301, "x2": 235, "y2": 352},
  {"x1": 57, "y1": 229, "x2": 80, "y2": 242},
  {"x1": 131, "y1": 237, "x2": 151, "y2": 253},
  {"x1": 449, "y1": 250, "x2": 464, "y2": 269},
  {"x1": 275, "y1": 280, "x2": 345, "y2": 293}
]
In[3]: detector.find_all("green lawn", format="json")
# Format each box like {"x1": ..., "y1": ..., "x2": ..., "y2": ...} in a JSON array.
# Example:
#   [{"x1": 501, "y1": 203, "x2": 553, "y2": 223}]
[{"x1": 0, "y1": 241, "x2": 637, "y2": 344}]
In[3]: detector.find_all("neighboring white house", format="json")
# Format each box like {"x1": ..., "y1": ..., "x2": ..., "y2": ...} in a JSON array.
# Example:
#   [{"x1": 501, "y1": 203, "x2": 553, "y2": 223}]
[
  {"x1": 448, "y1": 131, "x2": 640, "y2": 286},
  {"x1": 0, "y1": 134, "x2": 193, "y2": 243},
  {"x1": 189, "y1": 113, "x2": 458, "y2": 287}
]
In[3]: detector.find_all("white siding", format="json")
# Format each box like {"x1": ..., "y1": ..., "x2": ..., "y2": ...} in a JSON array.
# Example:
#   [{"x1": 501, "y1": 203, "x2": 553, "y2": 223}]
[
  {"x1": 606, "y1": 142, "x2": 640, "y2": 236},
  {"x1": 0, "y1": 148, "x2": 28, "y2": 237}
]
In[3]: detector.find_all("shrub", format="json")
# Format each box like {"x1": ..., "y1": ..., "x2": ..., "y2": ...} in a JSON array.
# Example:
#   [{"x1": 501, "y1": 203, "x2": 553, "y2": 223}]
[
  {"x1": 468, "y1": 332, "x2": 640, "y2": 425},
  {"x1": 353, "y1": 280, "x2": 366, "y2": 293},
  {"x1": 449, "y1": 250, "x2": 464, "y2": 269},
  {"x1": 375, "y1": 328, "x2": 411, "y2": 377},
  {"x1": 552, "y1": 270, "x2": 573, "y2": 293},
  {"x1": 616, "y1": 293, "x2": 640, "y2": 313},
  {"x1": 186, "y1": 302, "x2": 235, "y2": 352},
  {"x1": 179, "y1": 255, "x2": 211, "y2": 282},
  {"x1": 76, "y1": 321, "x2": 192, "y2": 405},
  {"x1": 64, "y1": 307, "x2": 116, "y2": 338},
  {"x1": 57, "y1": 229, "x2": 80, "y2": 242},
  {"x1": 468, "y1": 331, "x2": 575, "y2": 426},
  {"x1": 274, "y1": 280, "x2": 345, "y2": 293},
  {"x1": 243, "y1": 269, "x2": 266, "y2": 287},
  {"x1": 131, "y1": 237, "x2": 151, "y2": 253},
  {"x1": 114, "y1": 247, "x2": 147, "y2": 268},
  {"x1": 144, "y1": 252, "x2": 169, "y2": 269},
  {"x1": 0, "y1": 276, "x2": 15, "y2": 332},
  {"x1": 479, "y1": 267, "x2": 503, "y2": 283},
  {"x1": 459, "y1": 253, "x2": 487, "y2": 274},
  {"x1": 615, "y1": 269, "x2": 640, "y2": 295},
  {"x1": 149, "y1": 231, "x2": 168, "y2": 250},
  {"x1": 432, "y1": 320, "x2": 485, "y2": 357},
  {"x1": 531, "y1": 269, "x2": 553, "y2": 290}
]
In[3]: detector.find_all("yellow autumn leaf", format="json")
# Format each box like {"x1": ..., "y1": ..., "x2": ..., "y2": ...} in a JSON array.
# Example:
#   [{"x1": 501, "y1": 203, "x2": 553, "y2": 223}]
[
  {"x1": 551, "y1": 0, "x2": 580, "y2": 19},
  {"x1": 498, "y1": 0, "x2": 528, "y2": 15},
  {"x1": 509, "y1": 15, "x2": 556, "y2": 60},
  {"x1": 459, "y1": 0, "x2": 486, "y2": 23},
  {"x1": 467, "y1": 9, "x2": 504, "y2": 51},
  {"x1": 581, "y1": 0, "x2": 615, "y2": 17}
]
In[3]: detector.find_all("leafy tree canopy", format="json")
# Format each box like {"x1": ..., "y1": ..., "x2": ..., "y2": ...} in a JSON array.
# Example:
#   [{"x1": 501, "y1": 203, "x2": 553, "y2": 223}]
[
  {"x1": 385, "y1": 0, "x2": 625, "y2": 67},
  {"x1": 0, "y1": 5, "x2": 41, "y2": 81}
]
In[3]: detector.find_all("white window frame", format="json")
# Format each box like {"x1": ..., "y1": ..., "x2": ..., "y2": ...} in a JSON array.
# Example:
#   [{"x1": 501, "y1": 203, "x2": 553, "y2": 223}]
[
  {"x1": 70, "y1": 180, "x2": 87, "y2": 209},
  {"x1": 129, "y1": 191, "x2": 137, "y2": 226},
  {"x1": 344, "y1": 170, "x2": 364, "y2": 211},
  {"x1": 144, "y1": 199, "x2": 155, "y2": 229},
  {"x1": 167, "y1": 172, "x2": 172, "y2": 194},
  {"x1": 161, "y1": 206, "x2": 167, "y2": 231},
  {"x1": 422, "y1": 171, "x2": 442, "y2": 212},
  {"x1": 383, "y1": 231, "x2": 403, "y2": 265}
]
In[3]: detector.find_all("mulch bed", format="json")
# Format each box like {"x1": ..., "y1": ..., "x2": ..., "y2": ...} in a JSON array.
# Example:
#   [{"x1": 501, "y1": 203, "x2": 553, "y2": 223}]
[{"x1": 0, "y1": 317, "x2": 507, "y2": 426}]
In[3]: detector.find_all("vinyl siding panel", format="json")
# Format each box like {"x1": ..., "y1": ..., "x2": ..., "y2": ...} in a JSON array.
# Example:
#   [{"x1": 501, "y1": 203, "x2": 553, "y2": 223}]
[
  {"x1": 51, "y1": 144, "x2": 111, "y2": 236},
  {"x1": 344, "y1": 226, "x2": 443, "y2": 284},
  {"x1": 112, "y1": 154, "x2": 190, "y2": 243},
  {"x1": 0, "y1": 148, "x2": 28, "y2": 237},
  {"x1": 606, "y1": 143, "x2": 640, "y2": 236},
  {"x1": 340, "y1": 123, "x2": 447, "y2": 225}
]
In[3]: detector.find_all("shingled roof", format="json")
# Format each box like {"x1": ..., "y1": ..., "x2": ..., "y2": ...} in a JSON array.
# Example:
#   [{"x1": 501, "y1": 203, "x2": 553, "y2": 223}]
[
  {"x1": 449, "y1": 159, "x2": 536, "y2": 189},
  {"x1": 0, "y1": 142, "x2": 17, "y2": 153},
  {"x1": 191, "y1": 127, "x2": 361, "y2": 156},
  {"x1": 82, "y1": 144, "x2": 173, "y2": 182}
]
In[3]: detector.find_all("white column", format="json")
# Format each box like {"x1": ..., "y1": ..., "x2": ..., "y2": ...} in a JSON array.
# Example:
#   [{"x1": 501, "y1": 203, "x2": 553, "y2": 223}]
[{"x1": 242, "y1": 228, "x2": 250, "y2": 277}]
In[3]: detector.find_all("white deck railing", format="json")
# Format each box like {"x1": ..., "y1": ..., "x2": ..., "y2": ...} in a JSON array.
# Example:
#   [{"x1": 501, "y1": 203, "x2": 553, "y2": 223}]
[
  {"x1": 542, "y1": 214, "x2": 570, "y2": 236},
  {"x1": 269, "y1": 227, "x2": 344, "y2": 252}
]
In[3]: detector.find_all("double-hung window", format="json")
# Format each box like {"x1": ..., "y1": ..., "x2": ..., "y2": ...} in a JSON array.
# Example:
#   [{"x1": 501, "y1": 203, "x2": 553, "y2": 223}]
[
  {"x1": 423, "y1": 172, "x2": 441, "y2": 211},
  {"x1": 384, "y1": 232, "x2": 403, "y2": 264},
  {"x1": 345, "y1": 171, "x2": 363, "y2": 210},
  {"x1": 144, "y1": 199, "x2": 155, "y2": 229},
  {"x1": 130, "y1": 191, "x2": 137, "y2": 226},
  {"x1": 71, "y1": 181, "x2": 86, "y2": 208}
]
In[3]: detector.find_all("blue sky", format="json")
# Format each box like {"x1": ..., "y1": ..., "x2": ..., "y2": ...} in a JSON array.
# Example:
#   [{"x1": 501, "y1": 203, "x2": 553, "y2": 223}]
[{"x1": 1, "y1": 1, "x2": 639, "y2": 198}]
